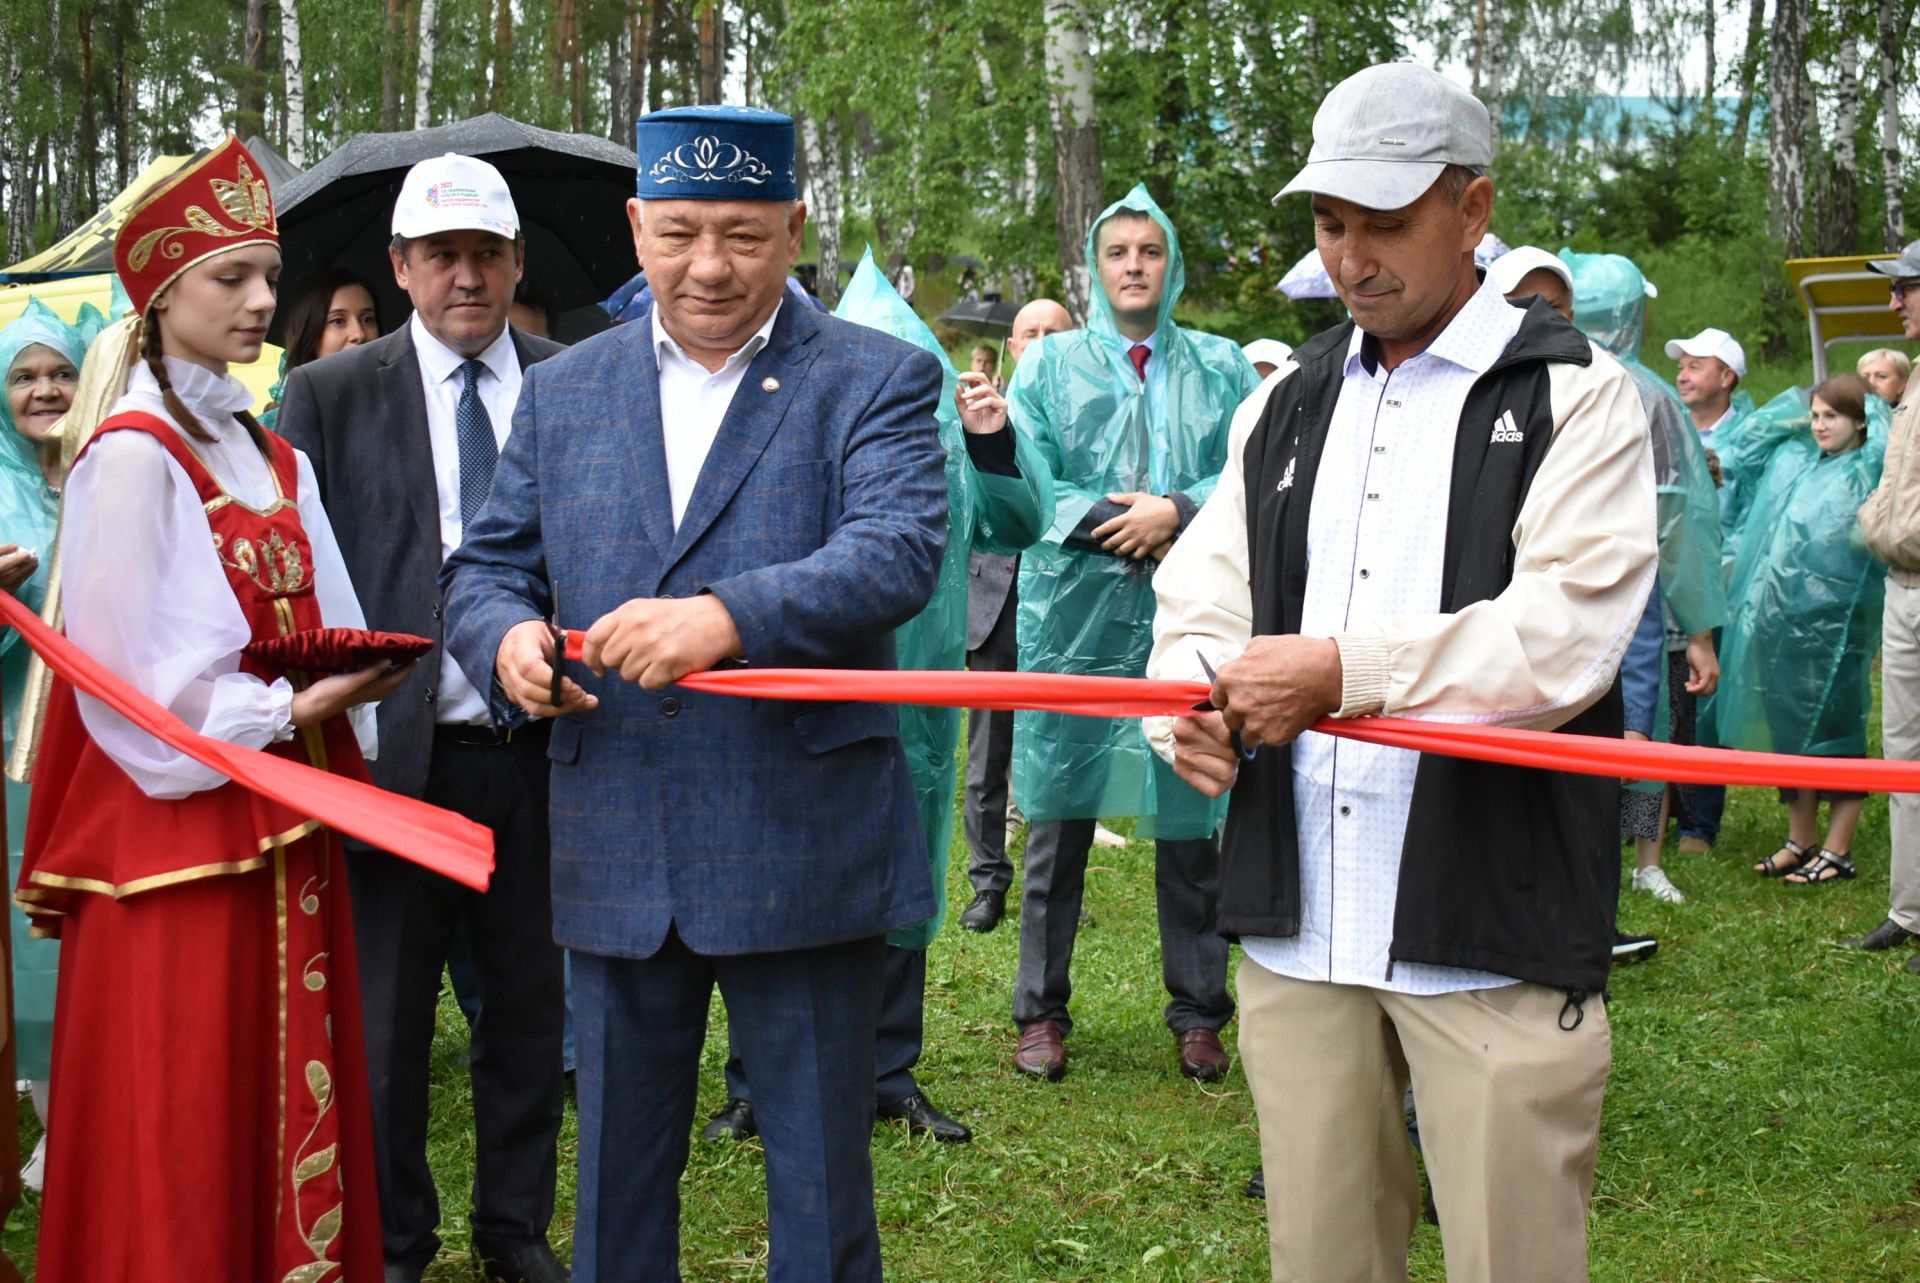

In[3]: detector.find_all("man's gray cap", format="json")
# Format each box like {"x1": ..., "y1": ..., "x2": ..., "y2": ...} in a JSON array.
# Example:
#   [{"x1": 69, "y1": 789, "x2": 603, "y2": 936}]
[
  {"x1": 1275, "y1": 63, "x2": 1493, "y2": 211},
  {"x1": 1867, "y1": 238, "x2": 1920, "y2": 278}
]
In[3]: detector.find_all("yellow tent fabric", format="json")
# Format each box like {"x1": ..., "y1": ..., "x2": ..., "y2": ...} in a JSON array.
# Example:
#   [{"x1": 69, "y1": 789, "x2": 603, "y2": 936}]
[
  {"x1": 0, "y1": 155, "x2": 188, "y2": 280},
  {"x1": 0, "y1": 277, "x2": 282, "y2": 412}
]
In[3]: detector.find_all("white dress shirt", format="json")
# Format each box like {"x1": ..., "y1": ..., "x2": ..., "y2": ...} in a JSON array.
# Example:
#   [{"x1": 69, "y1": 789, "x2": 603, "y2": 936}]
[
  {"x1": 652, "y1": 301, "x2": 782, "y2": 528},
  {"x1": 1697, "y1": 401, "x2": 1738, "y2": 449},
  {"x1": 411, "y1": 313, "x2": 523, "y2": 726},
  {"x1": 1242, "y1": 280, "x2": 1530, "y2": 995},
  {"x1": 63, "y1": 356, "x2": 376, "y2": 798}
]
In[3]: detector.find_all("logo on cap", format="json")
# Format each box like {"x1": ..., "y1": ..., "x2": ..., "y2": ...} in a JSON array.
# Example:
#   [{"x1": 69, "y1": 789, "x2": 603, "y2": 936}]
[{"x1": 649, "y1": 136, "x2": 775, "y2": 187}]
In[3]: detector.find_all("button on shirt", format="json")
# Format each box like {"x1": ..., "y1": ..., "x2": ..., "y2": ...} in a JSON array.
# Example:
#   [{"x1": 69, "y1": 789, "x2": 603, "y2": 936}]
[
  {"x1": 653, "y1": 301, "x2": 782, "y2": 528},
  {"x1": 1240, "y1": 279, "x2": 1526, "y2": 996},
  {"x1": 413, "y1": 312, "x2": 523, "y2": 726}
]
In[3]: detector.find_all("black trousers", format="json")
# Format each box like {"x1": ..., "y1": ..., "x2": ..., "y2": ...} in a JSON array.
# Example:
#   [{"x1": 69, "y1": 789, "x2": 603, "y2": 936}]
[
  {"x1": 963, "y1": 583, "x2": 1020, "y2": 895},
  {"x1": 347, "y1": 723, "x2": 566, "y2": 1267}
]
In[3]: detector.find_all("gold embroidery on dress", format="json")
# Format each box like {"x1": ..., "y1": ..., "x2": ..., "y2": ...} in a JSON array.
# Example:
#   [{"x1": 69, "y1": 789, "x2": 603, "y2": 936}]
[
  {"x1": 212, "y1": 529, "x2": 308, "y2": 595},
  {"x1": 302, "y1": 951, "x2": 328, "y2": 992},
  {"x1": 282, "y1": 1057, "x2": 343, "y2": 1280},
  {"x1": 126, "y1": 158, "x2": 275, "y2": 273}
]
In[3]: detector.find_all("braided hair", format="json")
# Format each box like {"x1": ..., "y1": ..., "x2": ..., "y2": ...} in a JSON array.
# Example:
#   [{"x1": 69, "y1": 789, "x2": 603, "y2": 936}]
[{"x1": 140, "y1": 310, "x2": 274, "y2": 463}]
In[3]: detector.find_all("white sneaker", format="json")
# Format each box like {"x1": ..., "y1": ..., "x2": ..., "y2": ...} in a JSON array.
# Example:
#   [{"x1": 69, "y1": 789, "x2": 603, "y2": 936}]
[
  {"x1": 1632, "y1": 865, "x2": 1687, "y2": 904},
  {"x1": 20, "y1": 1132, "x2": 45, "y2": 1192},
  {"x1": 1092, "y1": 822, "x2": 1128, "y2": 848}
]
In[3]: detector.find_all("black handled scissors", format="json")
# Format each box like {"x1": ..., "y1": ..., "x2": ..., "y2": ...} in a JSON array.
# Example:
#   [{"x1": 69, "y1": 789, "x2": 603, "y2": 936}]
[
  {"x1": 1193, "y1": 652, "x2": 1258, "y2": 761},
  {"x1": 548, "y1": 582, "x2": 570, "y2": 710}
]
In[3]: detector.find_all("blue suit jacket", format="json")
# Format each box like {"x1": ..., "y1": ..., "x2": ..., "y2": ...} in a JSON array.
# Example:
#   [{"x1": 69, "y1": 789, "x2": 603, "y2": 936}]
[{"x1": 441, "y1": 301, "x2": 949, "y2": 959}]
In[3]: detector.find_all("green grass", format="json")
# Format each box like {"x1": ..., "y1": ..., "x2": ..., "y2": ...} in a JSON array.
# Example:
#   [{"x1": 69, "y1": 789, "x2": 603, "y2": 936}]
[{"x1": 7, "y1": 720, "x2": 1920, "y2": 1280}]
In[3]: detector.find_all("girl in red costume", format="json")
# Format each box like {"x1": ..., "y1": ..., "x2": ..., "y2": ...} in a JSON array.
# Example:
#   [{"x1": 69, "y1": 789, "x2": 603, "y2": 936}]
[{"x1": 15, "y1": 135, "x2": 409, "y2": 1281}]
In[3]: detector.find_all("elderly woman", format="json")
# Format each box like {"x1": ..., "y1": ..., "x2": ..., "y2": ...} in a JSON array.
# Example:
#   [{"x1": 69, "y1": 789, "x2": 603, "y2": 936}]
[
  {"x1": 1858, "y1": 347, "x2": 1911, "y2": 407},
  {"x1": 0, "y1": 297, "x2": 83, "y2": 1187}
]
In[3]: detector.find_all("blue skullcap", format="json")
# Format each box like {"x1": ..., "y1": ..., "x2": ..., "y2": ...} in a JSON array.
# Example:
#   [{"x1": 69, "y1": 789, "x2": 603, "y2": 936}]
[{"x1": 635, "y1": 105, "x2": 797, "y2": 201}]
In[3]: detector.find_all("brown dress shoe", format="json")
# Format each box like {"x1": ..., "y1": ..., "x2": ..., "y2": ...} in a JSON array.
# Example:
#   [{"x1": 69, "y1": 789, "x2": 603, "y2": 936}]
[
  {"x1": 1014, "y1": 1021, "x2": 1067, "y2": 1080},
  {"x1": 1178, "y1": 1028, "x2": 1230, "y2": 1081}
]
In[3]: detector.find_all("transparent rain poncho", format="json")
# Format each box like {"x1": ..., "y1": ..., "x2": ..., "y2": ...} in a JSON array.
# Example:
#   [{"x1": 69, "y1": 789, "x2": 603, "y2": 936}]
[
  {"x1": 1562, "y1": 250, "x2": 1727, "y2": 639},
  {"x1": 1005, "y1": 185, "x2": 1259, "y2": 837},
  {"x1": 0, "y1": 296, "x2": 82, "y2": 1079},
  {"x1": 834, "y1": 250, "x2": 1052, "y2": 947},
  {"x1": 1710, "y1": 387, "x2": 1889, "y2": 757}
]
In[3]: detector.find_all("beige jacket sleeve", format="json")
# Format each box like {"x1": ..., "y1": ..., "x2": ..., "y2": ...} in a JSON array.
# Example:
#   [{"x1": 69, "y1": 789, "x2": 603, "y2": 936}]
[
  {"x1": 1859, "y1": 380, "x2": 1920, "y2": 571},
  {"x1": 1145, "y1": 349, "x2": 1658, "y2": 764}
]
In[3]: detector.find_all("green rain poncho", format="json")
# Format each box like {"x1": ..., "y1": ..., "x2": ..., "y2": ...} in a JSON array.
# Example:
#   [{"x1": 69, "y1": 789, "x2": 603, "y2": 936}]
[
  {"x1": 1006, "y1": 185, "x2": 1259, "y2": 837},
  {"x1": 833, "y1": 251, "x2": 1052, "y2": 949},
  {"x1": 0, "y1": 297, "x2": 81, "y2": 1080},
  {"x1": 1711, "y1": 388, "x2": 1889, "y2": 757},
  {"x1": 1562, "y1": 250, "x2": 1727, "y2": 639}
]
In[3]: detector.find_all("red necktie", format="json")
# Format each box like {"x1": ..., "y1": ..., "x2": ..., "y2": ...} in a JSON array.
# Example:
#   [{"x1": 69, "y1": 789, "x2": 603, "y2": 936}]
[{"x1": 1129, "y1": 343, "x2": 1150, "y2": 381}]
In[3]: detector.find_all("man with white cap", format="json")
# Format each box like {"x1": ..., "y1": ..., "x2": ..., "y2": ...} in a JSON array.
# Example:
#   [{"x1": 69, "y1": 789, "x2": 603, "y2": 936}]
[
  {"x1": 1487, "y1": 245, "x2": 1574, "y2": 321},
  {"x1": 1665, "y1": 326, "x2": 1747, "y2": 448},
  {"x1": 1146, "y1": 61, "x2": 1655, "y2": 1281},
  {"x1": 1849, "y1": 239, "x2": 1920, "y2": 967},
  {"x1": 277, "y1": 153, "x2": 569, "y2": 1283}
]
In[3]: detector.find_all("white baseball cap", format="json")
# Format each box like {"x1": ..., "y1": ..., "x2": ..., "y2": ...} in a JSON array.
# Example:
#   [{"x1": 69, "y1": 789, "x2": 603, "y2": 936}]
[
  {"x1": 391, "y1": 153, "x2": 520, "y2": 240},
  {"x1": 1275, "y1": 63, "x2": 1493, "y2": 211},
  {"x1": 1242, "y1": 338, "x2": 1294, "y2": 368},
  {"x1": 1487, "y1": 246, "x2": 1572, "y2": 296},
  {"x1": 1664, "y1": 327, "x2": 1747, "y2": 378}
]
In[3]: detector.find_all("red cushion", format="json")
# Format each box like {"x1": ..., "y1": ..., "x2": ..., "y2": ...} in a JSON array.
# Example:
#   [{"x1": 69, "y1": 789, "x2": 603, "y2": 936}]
[{"x1": 244, "y1": 628, "x2": 435, "y2": 674}]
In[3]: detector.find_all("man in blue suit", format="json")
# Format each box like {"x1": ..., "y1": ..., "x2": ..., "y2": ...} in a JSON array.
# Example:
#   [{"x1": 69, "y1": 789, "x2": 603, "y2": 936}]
[{"x1": 440, "y1": 105, "x2": 949, "y2": 1283}]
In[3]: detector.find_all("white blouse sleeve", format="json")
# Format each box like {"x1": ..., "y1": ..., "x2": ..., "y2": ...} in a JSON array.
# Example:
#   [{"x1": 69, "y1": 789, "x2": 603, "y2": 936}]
[
  {"x1": 294, "y1": 448, "x2": 380, "y2": 761},
  {"x1": 63, "y1": 431, "x2": 296, "y2": 799}
]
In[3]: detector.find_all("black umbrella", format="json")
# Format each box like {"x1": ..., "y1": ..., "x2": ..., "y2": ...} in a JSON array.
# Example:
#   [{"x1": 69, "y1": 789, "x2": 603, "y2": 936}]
[
  {"x1": 935, "y1": 298, "x2": 1021, "y2": 337},
  {"x1": 271, "y1": 112, "x2": 636, "y2": 345}
]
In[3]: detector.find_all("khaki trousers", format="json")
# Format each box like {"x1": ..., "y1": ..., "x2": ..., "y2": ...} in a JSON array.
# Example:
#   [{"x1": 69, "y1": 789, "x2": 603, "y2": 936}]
[
  {"x1": 1882, "y1": 575, "x2": 1920, "y2": 933},
  {"x1": 1238, "y1": 957, "x2": 1611, "y2": 1283}
]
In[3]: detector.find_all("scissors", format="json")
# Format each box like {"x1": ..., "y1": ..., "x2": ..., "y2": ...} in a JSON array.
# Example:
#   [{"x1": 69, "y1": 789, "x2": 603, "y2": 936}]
[
  {"x1": 547, "y1": 582, "x2": 570, "y2": 710},
  {"x1": 1194, "y1": 651, "x2": 1259, "y2": 761}
]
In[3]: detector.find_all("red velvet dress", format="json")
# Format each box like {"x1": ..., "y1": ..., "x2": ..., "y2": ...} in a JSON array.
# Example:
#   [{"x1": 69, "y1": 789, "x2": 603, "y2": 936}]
[{"x1": 18, "y1": 412, "x2": 383, "y2": 1282}]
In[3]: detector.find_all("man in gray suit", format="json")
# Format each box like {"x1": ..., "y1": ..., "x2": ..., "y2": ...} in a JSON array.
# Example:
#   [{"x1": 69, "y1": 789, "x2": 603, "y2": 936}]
[
  {"x1": 276, "y1": 154, "x2": 569, "y2": 1283},
  {"x1": 958, "y1": 297, "x2": 1073, "y2": 933}
]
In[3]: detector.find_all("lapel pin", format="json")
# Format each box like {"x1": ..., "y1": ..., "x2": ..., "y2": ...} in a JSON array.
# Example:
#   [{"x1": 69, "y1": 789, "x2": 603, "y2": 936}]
[{"x1": 761, "y1": 376, "x2": 780, "y2": 393}]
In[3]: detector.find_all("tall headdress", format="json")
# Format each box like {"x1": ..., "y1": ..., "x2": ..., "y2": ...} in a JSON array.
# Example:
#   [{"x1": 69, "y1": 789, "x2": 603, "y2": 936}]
[{"x1": 114, "y1": 133, "x2": 279, "y2": 317}]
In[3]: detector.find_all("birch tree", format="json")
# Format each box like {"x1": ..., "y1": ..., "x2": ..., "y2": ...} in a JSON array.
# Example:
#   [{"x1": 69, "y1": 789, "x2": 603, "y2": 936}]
[
  {"x1": 1730, "y1": 0, "x2": 1766, "y2": 163},
  {"x1": 1881, "y1": 0, "x2": 1906, "y2": 248},
  {"x1": 414, "y1": 0, "x2": 438, "y2": 130},
  {"x1": 282, "y1": 0, "x2": 307, "y2": 166},
  {"x1": 1043, "y1": 0, "x2": 1101, "y2": 321},
  {"x1": 1768, "y1": 0, "x2": 1810, "y2": 253},
  {"x1": 1821, "y1": 3, "x2": 1862, "y2": 255}
]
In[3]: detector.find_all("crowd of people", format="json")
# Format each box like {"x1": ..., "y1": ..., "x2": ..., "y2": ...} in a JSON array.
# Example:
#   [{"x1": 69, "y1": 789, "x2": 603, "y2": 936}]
[{"x1": 0, "y1": 59, "x2": 1914, "y2": 1283}]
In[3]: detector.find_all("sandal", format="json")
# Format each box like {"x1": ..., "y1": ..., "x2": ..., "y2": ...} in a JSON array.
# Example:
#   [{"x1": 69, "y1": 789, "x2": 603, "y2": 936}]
[
  {"x1": 1784, "y1": 848, "x2": 1856, "y2": 885},
  {"x1": 1754, "y1": 839, "x2": 1810, "y2": 878}
]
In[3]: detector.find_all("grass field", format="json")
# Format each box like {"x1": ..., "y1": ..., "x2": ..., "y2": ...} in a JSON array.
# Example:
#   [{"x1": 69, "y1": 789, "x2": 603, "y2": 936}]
[{"x1": 7, "y1": 715, "x2": 1920, "y2": 1281}]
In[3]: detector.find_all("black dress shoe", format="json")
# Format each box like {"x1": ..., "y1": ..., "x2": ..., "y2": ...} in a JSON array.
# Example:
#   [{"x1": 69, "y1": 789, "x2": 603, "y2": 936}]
[
  {"x1": 1844, "y1": 917, "x2": 1918, "y2": 951},
  {"x1": 1245, "y1": 1168, "x2": 1265, "y2": 1199},
  {"x1": 1908, "y1": 953, "x2": 1920, "y2": 975},
  {"x1": 701, "y1": 1096, "x2": 757, "y2": 1141},
  {"x1": 959, "y1": 889, "x2": 1005, "y2": 933},
  {"x1": 478, "y1": 1240, "x2": 570, "y2": 1283},
  {"x1": 384, "y1": 1264, "x2": 425, "y2": 1283},
  {"x1": 876, "y1": 1090, "x2": 973, "y2": 1142}
]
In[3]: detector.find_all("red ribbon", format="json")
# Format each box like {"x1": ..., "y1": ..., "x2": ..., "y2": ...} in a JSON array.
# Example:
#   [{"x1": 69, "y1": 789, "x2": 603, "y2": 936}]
[
  {"x1": 0, "y1": 592, "x2": 494, "y2": 891},
  {"x1": 636, "y1": 664, "x2": 1916, "y2": 793}
]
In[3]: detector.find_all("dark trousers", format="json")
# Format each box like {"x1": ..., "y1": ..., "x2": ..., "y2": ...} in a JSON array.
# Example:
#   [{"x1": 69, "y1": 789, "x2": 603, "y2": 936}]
[
  {"x1": 1014, "y1": 819, "x2": 1232, "y2": 1037},
  {"x1": 724, "y1": 943, "x2": 927, "y2": 1108},
  {"x1": 348, "y1": 725, "x2": 566, "y2": 1267},
  {"x1": 573, "y1": 932, "x2": 887, "y2": 1283},
  {"x1": 963, "y1": 588, "x2": 1019, "y2": 895}
]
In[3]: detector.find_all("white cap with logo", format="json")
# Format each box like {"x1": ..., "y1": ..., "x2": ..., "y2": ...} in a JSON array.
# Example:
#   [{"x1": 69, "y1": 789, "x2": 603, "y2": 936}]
[
  {"x1": 391, "y1": 153, "x2": 521, "y2": 240},
  {"x1": 1664, "y1": 327, "x2": 1747, "y2": 378},
  {"x1": 1274, "y1": 62, "x2": 1493, "y2": 211}
]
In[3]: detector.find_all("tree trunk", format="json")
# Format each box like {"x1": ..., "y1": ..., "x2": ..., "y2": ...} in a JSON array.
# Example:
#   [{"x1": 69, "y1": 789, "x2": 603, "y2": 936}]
[
  {"x1": 234, "y1": 0, "x2": 268, "y2": 140},
  {"x1": 1882, "y1": 0, "x2": 1905, "y2": 248},
  {"x1": 1043, "y1": 0, "x2": 1102, "y2": 322},
  {"x1": 802, "y1": 111, "x2": 843, "y2": 306},
  {"x1": 570, "y1": 2, "x2": 586, "y2": 132},
  {"x1": 611, "y1": 27, "x2": 629, "y2": 144},
  {"x1": 381, "y1": 0, "x2": 405, "y2": 129},
  {"x1": 647, "y1": 0, "x2": 665, "y2": 110},
  {"x1": 697, "y1": 2, "x2": 723, "y2": 103},
  {"x1": 78, "y1": 2, "x2": 97, "y2": 217},
  {"x1": 630, "y1": 2, "x2": 649, "y2": 132},
  {"x1": 413, "y1": 0, "x2": 438, "y2": 130},
  {"x1": 1483, "y1": 0, "x2": 1507, "y2": 145},
  {"x1": 491, "y1": 0, "x2": 514, "y2": 112},
  {"x1": 281, "y1": 0, "x2": 306, "y2": 166},
  {"x1": 1703, "y1": 0, "x2": 1716, "y2": 135},
  {"x1": 1472, "y1": 0, "x2": 1487, "y2": 95},
  {"x1": 1768, "y1": 0, "x2": 1809, "y2": 254},
  {"x1": 1730, "y1": 0, "x2": 1767, "y2": 164},
  {"x1": 114, "y1": 0, "x2": 132, "y2": 190},
  {"x1": 50, "y1": 0, "x2": 79, "y2": 238},
  {"x1": 1822, "y1": 13, "x2": 1861, "y2": 255}
]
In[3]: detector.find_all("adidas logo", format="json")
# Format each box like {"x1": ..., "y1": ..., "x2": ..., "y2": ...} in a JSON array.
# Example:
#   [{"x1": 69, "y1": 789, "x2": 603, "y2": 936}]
[
  {"x1": 1277, "y1": 456, "x2": 1296, "y2": 491},
  {"x1": 1489, "y1": 409, "x2": 1524, "y2": 444}
]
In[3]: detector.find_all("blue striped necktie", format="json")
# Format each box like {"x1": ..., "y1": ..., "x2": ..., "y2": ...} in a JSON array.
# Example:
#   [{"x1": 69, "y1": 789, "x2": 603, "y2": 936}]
[{"x1": 456, "y1": 358, "x2": 497, "y2": 530}]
